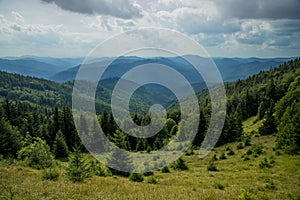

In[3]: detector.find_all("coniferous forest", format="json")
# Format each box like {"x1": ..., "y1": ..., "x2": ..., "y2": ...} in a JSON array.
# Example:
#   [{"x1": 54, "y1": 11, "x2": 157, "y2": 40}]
[{"x1": 0, "y1": 58, "x2": 299, "y2": 199}]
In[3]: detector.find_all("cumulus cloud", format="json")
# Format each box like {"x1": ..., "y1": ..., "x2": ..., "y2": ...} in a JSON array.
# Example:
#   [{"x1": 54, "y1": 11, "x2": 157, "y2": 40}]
[
  {"x1": 215, "y1": 0, "x2": 300, "y2": 19},
  {"x1": 41, "y1": 0, "x2": 142, "y2": 19}
]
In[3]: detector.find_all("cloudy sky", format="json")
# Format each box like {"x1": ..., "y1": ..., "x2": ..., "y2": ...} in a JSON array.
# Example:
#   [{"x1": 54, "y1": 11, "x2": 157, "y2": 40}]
[{"x1": 0, "y1": 0, "x2": 299, "y2": 58}]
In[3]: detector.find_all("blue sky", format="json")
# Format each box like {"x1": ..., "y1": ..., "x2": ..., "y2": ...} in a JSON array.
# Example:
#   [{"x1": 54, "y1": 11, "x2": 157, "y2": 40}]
[{"x1": 0, "y1": 0, "x2": 299, "y2": 58}]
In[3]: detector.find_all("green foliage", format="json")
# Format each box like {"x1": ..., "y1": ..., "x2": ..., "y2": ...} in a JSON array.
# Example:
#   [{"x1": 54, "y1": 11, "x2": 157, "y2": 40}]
[
  {"x1": 211, "y1": 154, "x2": 218, "y2": 161},
  {"x1": 251, "y1": 144, "x2": 264, "y2": 157},
  {"x1": 214, "y1": 182, "x2": 225, "y2": 190},
  {"x1": 42, "y1": 167, "x2": 60, "y2": 181},
  {"x1": 147, "y1": 176, "x2": 158, "y2": 184},
  {"x1": 0, "y1": 117, "x2": 22, "y2": 157},
  {"x1": 237, "y1": 142, "x2": 244, "y2": 149},
  {"x1": 66, "y1": 148, "x2": 91, "y2": 182},
  {"x1": 243, "y1": 135, "x2": 252, "y2": 147},
  {"x1": 129, "y1": 173, "x2": 144, "y2": 182},
  {"x1": 227, "y1": 149, "x2": 235, "y2": 156},
  {"x1": 219, "y1": 152, "x2": 227, "y2": 160},
  {"x1": 238, "y1": 189, "x2": 257, "y2": 200},
  {"x1": 161, "y1": 166, "x2": 170, "y2": 173},
  {"x1": 171, "y1": 157, "x2": 188, "y2": 171},
  {"x1": 258, "y1": 108, "x2": 277, "y2": 136},
  {"x1": 17, "y1": 138, "x2": 54, "y2": 169},
  {"x1": 53, "y1": 130, "x2": 69, "y2": 159},
  {"x1": 264, "y1": 178, "x2": 276, "y2": 190},
  {"x1": 207, "y1": 161, "x2": 218, "y2": 172},
  {"x1": 276, "y1": 99, "x2": 300, "y2": 154},
  {"x1": 259, "y1": 157, "x2": 275, "y2": 169}
]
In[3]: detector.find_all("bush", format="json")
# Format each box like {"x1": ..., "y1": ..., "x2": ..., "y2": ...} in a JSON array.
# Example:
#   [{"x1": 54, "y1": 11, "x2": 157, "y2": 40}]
[
  {"x1": 207, "y1": 161, "x2": 218, "y2": 172},
  {"x1": 147, "y1": 176, "x2": 158, "y2": 184},
  {"x1": 219, "y1": 153, "x2": 227, "y2": 160},
  {"x1": 66, "y1": 148, "x2": 91, "y2": 182},
  {"x1": 227, "y1": 149, "x2": 235, "y2": 156},
  {"x1": 161, "y1": 166, "x2": 170, "y2": 173},
  {"x1": 243, "y1": 136, "x2": 252, "y2": 146},
  {"x1": 214, "y1": 182, "x2": 225, "y2": 190},
  {"x1": 264, "y1": 178, "x2": 276, "y2": 190},
  {"x1": 252, "y1": 144, "x2": 264, "y2": 157},
  {"x1": 259, "y1": 157, "x2": 274, "y2": 169},
  {"x1": 171, "y1": 157, "x2": 188, "y2": 171},
  {"x1": 237, "y1": 142, "x2": 244, "y2": 150},
  {"x1": 185, "y1": 147, "x2": 194, "y2": 156},
  {"x1": 238, "y1": 189, "x2": 257, "y2": 200},
  {"x1": 243, "y1": 156, "x2": 250, "y2": 161},
  {"x1": 129, "y1": 173, "x2": 144, "y2": 182},
  {"x1": 42, "y1": 167, "x2": 60, "y2": 181},
  {"x1": 211, "y1": 154, "x2": 218, "y2": 161},
  {"x1": 17, "y1": 138, "x2": 54, "y2": 169}
]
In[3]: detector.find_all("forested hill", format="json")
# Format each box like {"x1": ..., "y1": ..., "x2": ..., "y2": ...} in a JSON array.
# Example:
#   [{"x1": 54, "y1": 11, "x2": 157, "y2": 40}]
[{"x1": 0, "y1": 58, "x2": 299, "y2": 161}]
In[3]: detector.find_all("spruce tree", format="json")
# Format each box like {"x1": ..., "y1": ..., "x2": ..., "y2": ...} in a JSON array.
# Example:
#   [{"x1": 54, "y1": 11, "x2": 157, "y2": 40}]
[
  {"x1": 66, "y1": 147, "x2": 90, "y2": 182},
  {"x1": 53, "y1": 130, "x2": 69, "y2": 159},
  {"x1": 258, "y1": 108, "x2": 277, "y2": 136}
]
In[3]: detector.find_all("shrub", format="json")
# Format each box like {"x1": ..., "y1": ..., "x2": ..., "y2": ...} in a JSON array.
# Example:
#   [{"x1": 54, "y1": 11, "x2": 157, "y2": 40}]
[
  {"x1": 243, "y1": 156, "x2": 250, "y2": 161},
  {"x1": 147, "y1": 176, "x2": 158, "y2": 184},
  {"x1": 214, "y1": 182, "x2": 225, "y2": 190},
  {"x1": 42, "y1": 167, "x2": 60, "y2": 181},
  {"x1": 252, "y1": 144, "x2": 264, "y2": 157},
  {"x1": 211, "y1": 154, "x2": 218, "y2": 161},
  {"x1": 219, "y1": 153, "x2": 227, "y2": 160},
  {"x1": 207, "y1": 161, "x2": 218, "y2": 172},
  {"x1": 227, "y1": 149, "x2": 235, "y2": 156},
  {"x1": 66, "y1": 148, "x2": 91, "y2": 182},
  {"x1": 246, "y1": 149, "x2": 253, "y2": 155},
  {"x1": 243, "y1": 136, "x2": 252, "y2": 146},
  {"x1": 264, "y1": 178, "x2": 276, "y2": 190},
  {"x1": 129, "y1": 173, "x2": 144, "y2": 182},
  {"x1": 259, "y1": 157, "x2": 274, "y2": 169},
  {"x1": 185, "y1": 147, "x2": 194, "y2": 156},
  {"x1": 171, "y1": 157, "x2": 188, "y2": 170},
  {"x1": 161, "y1": 166, "x2": 170, "y2": 173},
  {"x1": 17, "y1": 138, "x2": 54, "y2": 169},
  {"x1": 237, "y1": 142, "x2": 244, "y2": 150},
  {"x1": 238, "y1": 189, "x2": 257, "y2": 200}
]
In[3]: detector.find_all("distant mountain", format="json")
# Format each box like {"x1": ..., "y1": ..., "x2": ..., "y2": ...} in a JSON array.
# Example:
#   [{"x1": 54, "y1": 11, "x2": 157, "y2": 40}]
[
  {"x1": 0, "y1": 56, "x2": 84, "y2": 79},
  {"x1": 51, "y1": 56, "x2": 293, "y2": 87},
  {"x1": 1, "y1": 56, "x2": 294, "y2": 87}
]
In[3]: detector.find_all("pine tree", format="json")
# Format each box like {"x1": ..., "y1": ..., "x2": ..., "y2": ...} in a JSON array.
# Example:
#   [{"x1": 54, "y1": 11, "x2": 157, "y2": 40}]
[
  {"x1": 53, "y1": 130, "x2": 69, "y2": 159},
  {"x1": 258, "y1": 108, "x2": 277, "y2": 136},
  {"x1": 276, "y1": 102, "x2": 300, "y2": 154},
  {"x1": 0, "y1": 118, "x2": 22, "y2": 157},
  {"x1": 66, "y1": 147, "x2": 90, "y2": 182}
]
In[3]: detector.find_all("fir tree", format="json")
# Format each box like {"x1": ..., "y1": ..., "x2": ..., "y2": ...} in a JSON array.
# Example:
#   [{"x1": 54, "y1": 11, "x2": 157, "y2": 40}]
[
  {"x1": 53, "y1": 130, "x2": 69, "y2": 159},
  {"x1": 66, "y1": 147, "x2": 90, "y2": 182}
]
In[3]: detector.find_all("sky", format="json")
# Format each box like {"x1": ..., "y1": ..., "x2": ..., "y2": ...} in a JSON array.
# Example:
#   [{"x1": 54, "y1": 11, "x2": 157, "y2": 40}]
[{"x1": 0, "y1": 0, "x2": 300, "y2": 58}]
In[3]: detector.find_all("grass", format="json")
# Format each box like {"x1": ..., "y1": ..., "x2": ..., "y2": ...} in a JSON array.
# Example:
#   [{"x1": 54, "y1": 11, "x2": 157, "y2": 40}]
[{"x1": 1, "y1": 118, "x2": 300, "y2": 199}]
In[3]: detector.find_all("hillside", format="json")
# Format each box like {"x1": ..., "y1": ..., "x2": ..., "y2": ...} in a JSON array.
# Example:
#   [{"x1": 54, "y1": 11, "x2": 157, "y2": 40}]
[
  {"x1": 51, "y1": 56, "x2": 292, "y2": 83},
  {"x1": 0, "y1": 58, "x2": 299, "y2": 200}
]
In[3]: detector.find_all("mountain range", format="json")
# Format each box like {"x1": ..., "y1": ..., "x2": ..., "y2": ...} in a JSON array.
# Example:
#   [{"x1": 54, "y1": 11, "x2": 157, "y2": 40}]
[{"x1": 0, "y1": 56, "x2": 293, "y2": 84}]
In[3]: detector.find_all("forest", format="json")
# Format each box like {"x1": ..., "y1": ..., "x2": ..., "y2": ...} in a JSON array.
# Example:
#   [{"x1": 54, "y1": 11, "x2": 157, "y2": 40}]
[{"x1": 0, "y1": 58, "x2": 299, "y2": 199}]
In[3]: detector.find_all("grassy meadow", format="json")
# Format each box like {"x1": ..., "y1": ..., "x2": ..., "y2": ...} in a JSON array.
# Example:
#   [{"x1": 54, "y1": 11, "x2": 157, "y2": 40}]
[{"x1": 1, "y1": 117, "x2": 300, "y2": 200}]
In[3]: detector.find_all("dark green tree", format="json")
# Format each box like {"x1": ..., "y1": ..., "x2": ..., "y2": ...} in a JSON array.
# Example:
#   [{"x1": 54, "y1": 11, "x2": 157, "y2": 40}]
[
  {"x1": 258, "y1": 108, "x2": 277, "y2": 136},
  {"x1": 66, "y1": 147, "x2": 90, "y2": 182},
  {"x1": 53, "y1": 130, "x2": 69, "y2": 159},
  {"x1": 0, "y1": 118, "x2": 22, "y2": 157}
]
